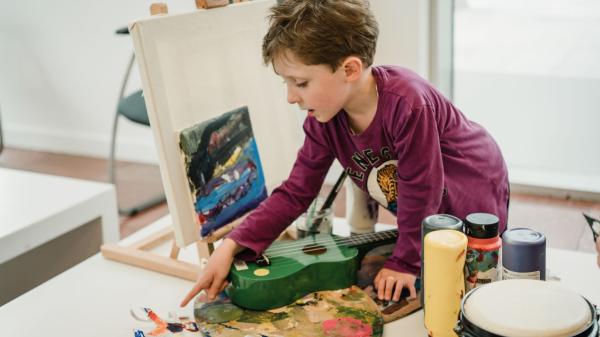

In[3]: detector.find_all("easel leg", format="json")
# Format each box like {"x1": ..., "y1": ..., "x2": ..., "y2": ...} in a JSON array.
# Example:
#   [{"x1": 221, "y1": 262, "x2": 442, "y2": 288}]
[
  {"x1": 196, "y1": 242, "x2": 214, "y2": 269},
  {"x1": 170, "y1": 241, "x2": 181, "y2": 259}
]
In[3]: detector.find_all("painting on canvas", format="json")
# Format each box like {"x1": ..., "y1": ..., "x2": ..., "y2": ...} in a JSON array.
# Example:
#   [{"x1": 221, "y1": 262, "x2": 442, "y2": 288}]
[{"x1": 179, "y1": 106, "x2": 268, "y2": 237}]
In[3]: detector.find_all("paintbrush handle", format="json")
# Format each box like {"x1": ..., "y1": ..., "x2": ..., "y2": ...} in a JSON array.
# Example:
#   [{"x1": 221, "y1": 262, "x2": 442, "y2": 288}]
[
  {"x1": 309, "y1": 171, "x2": 348, "y2": 232},
  {"x1": 320, "y1": 171, "x2": 348, "y2": 211}
]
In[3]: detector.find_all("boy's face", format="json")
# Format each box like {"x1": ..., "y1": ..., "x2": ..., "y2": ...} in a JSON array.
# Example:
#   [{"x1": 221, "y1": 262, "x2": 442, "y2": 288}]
[{"x1": 273, "y1": 50, "x2": 350, "y2": 123}]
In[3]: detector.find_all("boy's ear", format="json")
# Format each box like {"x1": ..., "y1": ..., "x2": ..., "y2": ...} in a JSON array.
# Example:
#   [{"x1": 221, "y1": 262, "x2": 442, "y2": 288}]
[{"x1": 341, "y1": 56, "x2": 364, "y2": 82}]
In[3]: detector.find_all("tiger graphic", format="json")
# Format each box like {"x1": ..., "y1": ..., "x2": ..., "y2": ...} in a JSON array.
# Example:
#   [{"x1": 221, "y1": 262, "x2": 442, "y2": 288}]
[{"x1": 367, "y1": 160, "x2": 398, "y2": 212}]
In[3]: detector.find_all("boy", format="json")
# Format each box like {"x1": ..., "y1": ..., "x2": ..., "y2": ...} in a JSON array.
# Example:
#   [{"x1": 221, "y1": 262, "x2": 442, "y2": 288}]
[{"x1": 181, "y1": 0, "x2": 509, "y2": 307}]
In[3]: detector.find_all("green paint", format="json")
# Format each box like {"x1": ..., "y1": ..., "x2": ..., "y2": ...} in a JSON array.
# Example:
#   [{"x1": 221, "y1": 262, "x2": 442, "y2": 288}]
[
  {"x1": 237, "y1": 310, "x2": 289, "y2": 323},
  {"x1": 194, "y1": 303, "x2": 243, "y2": 324},
  {"x1": 336, "y1": 306, "x2": 384, "y2": 336}
]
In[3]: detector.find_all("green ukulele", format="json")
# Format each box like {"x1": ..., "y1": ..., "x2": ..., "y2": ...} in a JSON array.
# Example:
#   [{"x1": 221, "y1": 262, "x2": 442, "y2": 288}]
[{"x1": 226, "y1": 229, "x2": 398, "y2": 310}]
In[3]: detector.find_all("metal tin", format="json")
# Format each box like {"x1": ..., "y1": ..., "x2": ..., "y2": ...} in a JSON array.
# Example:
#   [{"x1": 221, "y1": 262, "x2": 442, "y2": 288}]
[{"x1": 502, "y1": 228, "x2": 546, "y2": 280}]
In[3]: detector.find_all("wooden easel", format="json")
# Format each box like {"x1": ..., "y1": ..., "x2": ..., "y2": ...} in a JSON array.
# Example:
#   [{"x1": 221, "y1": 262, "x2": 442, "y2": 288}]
[
  {"x1": 100, "y1": 214, "x2": 249, "y2": 281},
  {"x1": 101, "y1": 1, "x2": 251, "y2": 281}
]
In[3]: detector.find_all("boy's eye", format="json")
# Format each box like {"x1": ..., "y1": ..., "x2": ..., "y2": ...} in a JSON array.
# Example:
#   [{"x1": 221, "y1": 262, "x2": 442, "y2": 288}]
[{"x1": 295, "y1": 81, "x2": 308, "y2": 88}]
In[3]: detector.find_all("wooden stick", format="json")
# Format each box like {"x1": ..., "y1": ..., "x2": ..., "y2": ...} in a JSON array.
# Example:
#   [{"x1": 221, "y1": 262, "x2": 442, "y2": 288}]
[
  {"x1": 130, "y1": 227, "x2": 173, "y2": 251},
  {"x1": 201, "y1": 212, "x2": 250, "y2": 243},
  {"x1": 196, "y1": 241, "x2": 214, "y2": 262},
  {"x1": 169, "y1": 241, "x2": 181, "y2": 259},
  {"x1": 150, "y1": 3, "x2": 168, "y2": 15},
  {"x1": 195, "y1": 0, "x2": 228, "y2": 9},
  {"x1": 101, "y1": 244, "x2": 199, "y2": 281},
  {"x1": 100, "y1": 212, "x2": 251, "y2": 281}
]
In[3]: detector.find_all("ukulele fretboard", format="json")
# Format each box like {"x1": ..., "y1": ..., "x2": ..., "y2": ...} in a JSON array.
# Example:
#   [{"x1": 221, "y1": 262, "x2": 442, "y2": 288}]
[{"x1": 337, "y1": 229, "x2": 399, "y2": 248}]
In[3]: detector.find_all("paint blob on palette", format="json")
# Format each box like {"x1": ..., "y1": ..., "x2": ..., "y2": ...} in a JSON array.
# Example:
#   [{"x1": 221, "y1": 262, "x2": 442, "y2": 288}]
[
  {"x1": 178, "y1": 106, "x2": 268, "y2": 237},
  {"x1": 131, "y1": 287, "x2": 383, "y2": 337},
  {"x1": 131, "y1": 308, "x2": 199, "y2": 336}
]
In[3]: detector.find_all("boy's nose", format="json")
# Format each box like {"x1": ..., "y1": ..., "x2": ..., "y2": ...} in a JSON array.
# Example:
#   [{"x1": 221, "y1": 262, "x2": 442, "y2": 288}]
[{"x1": 287, "y1": 87, "x2": 300, "y2": 104}]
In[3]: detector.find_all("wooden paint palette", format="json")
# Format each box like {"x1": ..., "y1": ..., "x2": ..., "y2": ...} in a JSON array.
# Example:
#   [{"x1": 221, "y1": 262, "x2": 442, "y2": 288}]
[{"x1": 194, "y1": 286, "x2": 383, "y2": 337}]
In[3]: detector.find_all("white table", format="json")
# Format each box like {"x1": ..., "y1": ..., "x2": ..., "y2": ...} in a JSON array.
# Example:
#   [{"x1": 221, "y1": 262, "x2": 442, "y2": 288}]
[
  {"x1": 0, "y1": 168, "x2": 119, "y2": 304},
  {"x1": 0, "y1": 215, "x2": 598, "y2": 336}
]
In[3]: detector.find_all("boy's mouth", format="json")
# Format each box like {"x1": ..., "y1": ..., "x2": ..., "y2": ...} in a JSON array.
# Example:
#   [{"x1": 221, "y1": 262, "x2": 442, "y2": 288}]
[{"x1": 308, "y1": 109, "x2": 315, "y2": 117}]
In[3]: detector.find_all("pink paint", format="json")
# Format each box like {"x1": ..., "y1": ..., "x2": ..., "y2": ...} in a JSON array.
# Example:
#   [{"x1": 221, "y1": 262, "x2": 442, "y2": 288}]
[{"x1": 322, "y1": 317, "x2": 372, "y2": 337}]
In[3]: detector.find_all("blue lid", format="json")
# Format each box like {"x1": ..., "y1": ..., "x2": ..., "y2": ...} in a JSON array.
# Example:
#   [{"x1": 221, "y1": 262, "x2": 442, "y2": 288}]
[
  {"x1": 502, "y1": 228, "x2": 546, "y2": 277},
  {"x1": 502, "y1": 228, "x2": 546, "y2": 246}
]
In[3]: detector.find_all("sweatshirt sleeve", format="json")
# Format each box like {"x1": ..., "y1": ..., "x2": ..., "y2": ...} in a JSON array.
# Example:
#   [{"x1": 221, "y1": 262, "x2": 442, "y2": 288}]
[
  {"x1": 383, "y1": 104, "x2": 444, "y2": 275},
  {"x1": 227, "y1": 119, "x2": 335, "y2": 260}
]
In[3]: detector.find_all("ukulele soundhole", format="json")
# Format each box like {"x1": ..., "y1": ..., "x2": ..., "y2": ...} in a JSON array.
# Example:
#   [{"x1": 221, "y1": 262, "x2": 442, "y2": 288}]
[{"x1": 302, "y1": 244, "x2": 327, "y2": 256}]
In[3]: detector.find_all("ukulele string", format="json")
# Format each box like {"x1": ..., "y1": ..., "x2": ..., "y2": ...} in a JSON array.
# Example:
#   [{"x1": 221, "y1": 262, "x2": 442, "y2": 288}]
[
  {"x1": 244, "y1": 232, "x2": 399, "y2": 271},
  {"x1": 266, "y1": 229, "x2": 397, "y2": 252},
  {"x1": 254, "y1": 232, "x2": 398, "y2": 271},
  {"x1": 264, "y1": 231, "x2": 398, "y2": 256},
  {"x1": 264, "y1": 232, "x2": 393, "y2": 255},
  {"x1": 264, "y1": 230, "x2": 398, "y2": 256}
]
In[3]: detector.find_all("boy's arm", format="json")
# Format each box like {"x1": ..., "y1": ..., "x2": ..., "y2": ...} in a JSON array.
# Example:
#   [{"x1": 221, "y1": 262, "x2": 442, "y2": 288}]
[
  {"x1": 385, "y1": 105, "x2": 444, "y2": 275},
  {"x1": 227, "y1": 119, "x2": 335, "y2": 260}
]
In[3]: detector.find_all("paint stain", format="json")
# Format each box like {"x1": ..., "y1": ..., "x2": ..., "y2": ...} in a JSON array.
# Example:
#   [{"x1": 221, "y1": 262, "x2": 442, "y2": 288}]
[
  {"x1": 237, "y1": 310, "x2": 289, "y2": 323},
  {"x1": 195, "y1": 303, "x2": 244, "y2": 324},
  {"x1": 322, "y1": 317, "x2": 373, "y2": 337},
  {"x1": 336, "y1": 306, "x2": 378, "y2": 323},
  {"x1": 336, "y1": 306, "x2": 383, "y2": 336},
  {"x1": 342, "y1": 288, "x2": 366, "y2": 302},
  {"x1": 140, "y1": 308, "x2": 199, "y2": 336}
]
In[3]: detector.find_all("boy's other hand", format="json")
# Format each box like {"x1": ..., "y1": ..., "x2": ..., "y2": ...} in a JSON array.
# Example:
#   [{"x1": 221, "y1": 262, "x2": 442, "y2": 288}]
[
  {"x1": 180, "y1": 238, "x2": 240, "y2": 307},
  {"x1": 374, "y1": 268, "x2": 417, "y2": 302}
]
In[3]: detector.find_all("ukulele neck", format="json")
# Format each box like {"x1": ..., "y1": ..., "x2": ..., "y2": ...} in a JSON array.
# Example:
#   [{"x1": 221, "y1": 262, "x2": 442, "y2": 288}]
[{"x1": 341, "y1": 229, "x2": 398, "y2": 256}]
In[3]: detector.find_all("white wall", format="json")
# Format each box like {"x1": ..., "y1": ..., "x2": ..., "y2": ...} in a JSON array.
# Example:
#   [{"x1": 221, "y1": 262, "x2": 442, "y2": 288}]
[
  {"x1": 0, "y1": 0, "x2": 432, "y2": 180},
  {"x1": 0, "y1": 1, "x2": 199, "y2": 163},
  {"x1": 454, "y1": 0, "x2": 600, "y2": 194}
]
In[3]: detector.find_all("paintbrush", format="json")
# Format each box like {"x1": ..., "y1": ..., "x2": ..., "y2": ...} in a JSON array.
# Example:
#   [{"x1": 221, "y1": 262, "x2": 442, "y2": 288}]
[
  {"x1": 308, "y1": 171, "x2": 348, "y2": 234},
  {"x1": 304, "y1": 197, "x2": 318, "y2": 232},
  {"x1": 583, "y1": 213, "x2": 600, "y2": 242}
]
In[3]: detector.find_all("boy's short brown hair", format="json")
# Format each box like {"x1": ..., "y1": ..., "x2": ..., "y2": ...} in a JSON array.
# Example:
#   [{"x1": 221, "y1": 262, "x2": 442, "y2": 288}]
[{"x1": 262, "y1": 0, "x2": 379, "y2": 72}]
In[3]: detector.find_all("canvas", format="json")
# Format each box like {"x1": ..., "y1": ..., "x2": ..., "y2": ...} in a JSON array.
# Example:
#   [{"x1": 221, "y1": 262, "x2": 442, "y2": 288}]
[
  {"x1": 179, "y1": 107, "x2": 268, "y2": 237},
  {"x1": 130, "y1": 0, "x2": 304, "y2": 246}
]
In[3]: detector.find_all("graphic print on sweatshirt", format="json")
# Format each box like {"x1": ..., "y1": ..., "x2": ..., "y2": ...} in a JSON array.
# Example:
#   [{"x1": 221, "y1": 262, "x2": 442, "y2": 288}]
[
  {"x1": 366, "y1": 160, "x2": 398, "y2": 213},
  {"x1": 343, "y1": 144, "x2": 398, "y2": 214}
]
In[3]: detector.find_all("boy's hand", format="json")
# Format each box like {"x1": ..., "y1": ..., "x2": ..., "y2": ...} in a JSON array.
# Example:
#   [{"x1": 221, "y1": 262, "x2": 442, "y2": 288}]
[
  {"x1": 374, "y1": 267, "x2": 417, "y2": 302},
  {"x1": 180, "y1": 238, "x2": 241, "y2": 307}
]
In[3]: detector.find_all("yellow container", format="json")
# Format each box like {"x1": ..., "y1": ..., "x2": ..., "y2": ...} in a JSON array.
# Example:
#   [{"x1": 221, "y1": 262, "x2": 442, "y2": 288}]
[{"x1": 424, "y1": 229, "x2": 468, "y2": 337}]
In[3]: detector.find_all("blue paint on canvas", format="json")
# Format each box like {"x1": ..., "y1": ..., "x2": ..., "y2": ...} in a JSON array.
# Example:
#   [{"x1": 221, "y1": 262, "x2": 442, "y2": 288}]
[
  {"x1": 196, "y1": 138, "x2": 268, "y2": 236},
  {"x1": 179, "y1": 107, "x2": 268, "y2": 237}
]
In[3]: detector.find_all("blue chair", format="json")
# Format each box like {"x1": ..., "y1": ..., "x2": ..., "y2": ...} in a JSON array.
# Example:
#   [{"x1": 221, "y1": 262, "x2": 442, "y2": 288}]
[{"x1": 108, "y1": 27, "x2": 165, "y2": 216}]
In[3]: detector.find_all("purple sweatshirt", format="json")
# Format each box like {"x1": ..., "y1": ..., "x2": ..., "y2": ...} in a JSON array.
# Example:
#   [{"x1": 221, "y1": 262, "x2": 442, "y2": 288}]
[{"x1": 228, "y1": 66, "x2": 509, "y2": 275}]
